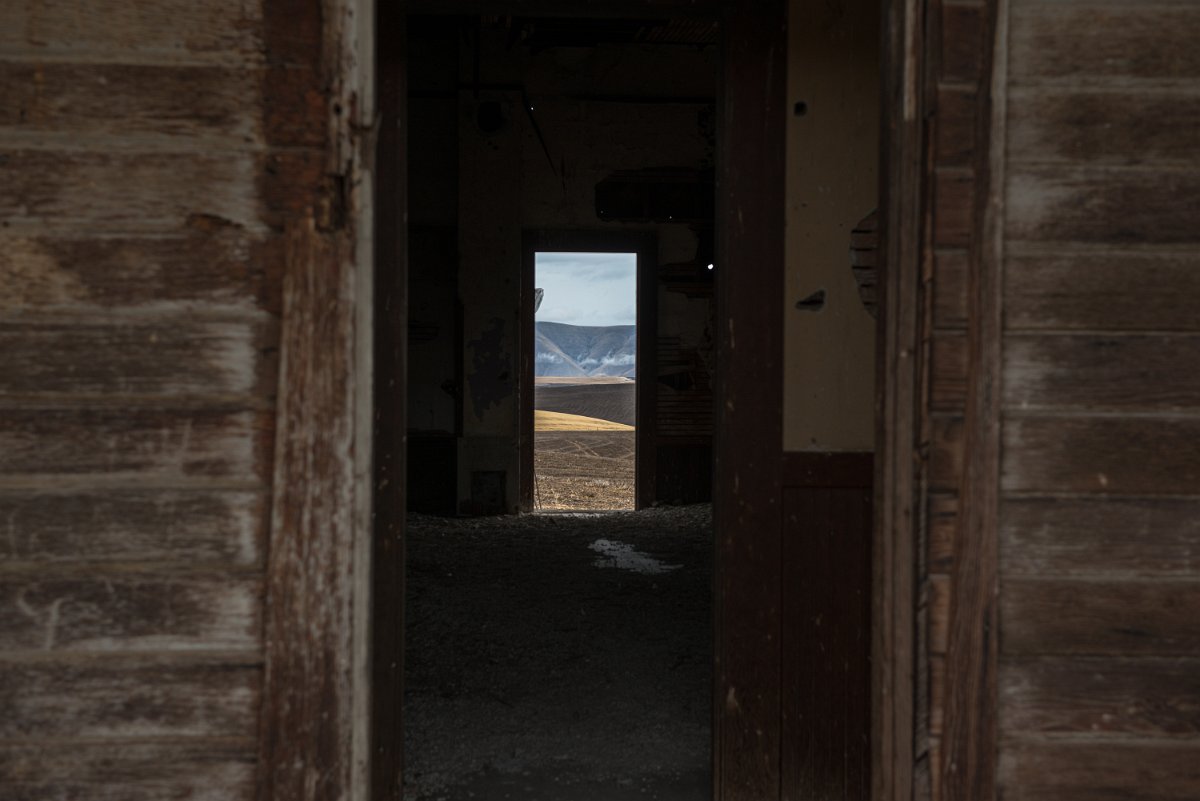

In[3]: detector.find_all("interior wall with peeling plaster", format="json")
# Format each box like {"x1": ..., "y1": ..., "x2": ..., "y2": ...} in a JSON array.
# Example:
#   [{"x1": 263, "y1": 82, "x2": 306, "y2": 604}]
[{"x1": 783, "y1": 0, "x2": 880, "y2": 452}]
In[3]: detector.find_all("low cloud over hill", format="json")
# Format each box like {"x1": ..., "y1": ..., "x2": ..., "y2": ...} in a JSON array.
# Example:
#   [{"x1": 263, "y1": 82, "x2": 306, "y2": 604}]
[{"x1": 535, "y1": 321, "x2": 636, "y2": 378}]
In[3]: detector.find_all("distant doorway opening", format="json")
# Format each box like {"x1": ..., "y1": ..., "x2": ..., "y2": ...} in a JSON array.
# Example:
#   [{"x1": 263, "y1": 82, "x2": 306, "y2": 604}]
[
  {"x1": 533, "y1": 251, "x2": 638, "y2": 510},
  {"x1": 521, "y1": 231, "x2": 657, "y2": 512}
]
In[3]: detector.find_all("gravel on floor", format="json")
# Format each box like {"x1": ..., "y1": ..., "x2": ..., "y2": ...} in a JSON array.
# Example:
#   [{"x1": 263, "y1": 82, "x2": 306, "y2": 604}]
[{"x1": 404, "y1": 505, "x2": 713, "y2": 800}]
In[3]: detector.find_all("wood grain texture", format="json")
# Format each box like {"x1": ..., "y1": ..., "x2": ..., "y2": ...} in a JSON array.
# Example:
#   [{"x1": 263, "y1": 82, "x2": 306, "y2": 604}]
[
  {"x1": 933, "y1": 171, "x2": 975, "y2": 248},
  {"x1": 939, "y1": 3, "x2": 986, "y2": 84},
  {"x1": 0, "y1": 742, "x2": 255, "y2": 801},
  {"x1": 1002, "y1": 417, "x2": 1200, "y2": 495},
  {"x1": 1009, "y1": 89, "x2": 1200, "y2": 166},
  {"x1": 259, "y1": 218, "x2": 357, "y2": 801},
  {"x1": 933, "y1": 249, "x2": 969, "y2": 329},
  {"x1": 929, "y1": 416, "x2": 965, "y2": 491},
  {"x1": 934, "y1": 86, "x2": 978, "y2": 168},
  {"x1": 1002, "y1": 580, "x2": 1200, "y2": 656},
  {"x1": 1007, "y1": 167, "x2": 1200, "y2": 244},
  {"x1": 998, "y1": 741, "x2": 1200, "y2": 801},
  {"x1": 0, "y1": 0, "x2": 263, "y2": 63},
  {"x1": 0, "y1": 575, "x2": 261, "y2": 652},
  {"x1": 931, "y1": 333, "x2": 967, "y2": 411},
  {"x1": 0, "y1": 491, "x2": 265, "y2": 567},
  {"x1": 781, "y1": 486, "x2": 872, "y2": 801},
  {"x1": 1000, "y1": 497, "x2": 1200, "y2": 577},
  {"x1": 0, "y1": 151, "x2": 260, "y2": 233},
  {"x1": 714, "y1": 3, "x2": 785, "y2": 797},
  {"x1": 0, "y1": 232, "x2": 280, "y2": 315},
  {"x1": 0, "y1": 320, "x2": 277, "y2": 398},
  {"x1": 1003, "y1": 334, "x2": 1200, "y2": 412},
  {"x1": 1005, "y1": 252, "x2": 1200, "y2": 332},
  {"x1": 1000, "y1": 657, "x2": 1200, "y2": 736},
  {"x1": 0, "y1": 657, "x2": 260, "y2": 738},
  {"x1": 0, "y1": 408, "x2": 270, "y2": 483},
  {"x1": 0, "y1": 63, "x2": 266, "y2": 146},
  {"x1": 1010, "y1": 4, "x2": 1200, "y2": 83},
  {"x1": 928, "y1": 495, "x2": 957, "y2": 574}
]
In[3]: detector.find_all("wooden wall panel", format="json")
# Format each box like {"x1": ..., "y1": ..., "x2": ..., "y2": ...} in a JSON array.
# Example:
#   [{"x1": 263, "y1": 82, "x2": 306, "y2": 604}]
[
  {"x1": 1005, "y1": 252, "x2": 1200, "y2": 332},
  {"x1": 0, "y1": 233, "x2": 281, "y2": 315},
  {"x1": 0, "y1": 491, "x2": 266, "y2": 567},
  {"x1": 999, "y1": 2, "x2": 1200, "y2": 799},
  {"x1": 0, "y1": 658, "x2": 261, "y2": 738},
  {"x1": 0, "y1": 575, "x2": 261, "y2": 652},
  {"x1": 0, "y1": 0, "x2": 341, "y2": 796},
  {"x1": 0, "y1": 320, "x2": 277, "y2": 397},
  {"x1": 998, "y1": 742, "x2": 1200, "y2": 801},
  {"x1": 0, "y1": 742, "x2": 256, "y2": 801}
]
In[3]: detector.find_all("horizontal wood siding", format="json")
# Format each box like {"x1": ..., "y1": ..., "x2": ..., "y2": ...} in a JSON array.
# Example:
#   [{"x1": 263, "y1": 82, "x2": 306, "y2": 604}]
[
  {"x1": 999, "y1": 1, "x2": 1200, "y2": 797},
  {"x1": 0, "y1": 0, "x2": 333, "y2": 796}
]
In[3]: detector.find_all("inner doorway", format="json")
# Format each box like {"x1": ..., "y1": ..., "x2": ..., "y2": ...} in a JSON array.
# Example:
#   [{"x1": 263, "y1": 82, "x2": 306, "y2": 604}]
[{"x1": 532, "y1": 250, "x2": 639, "y2": 510}]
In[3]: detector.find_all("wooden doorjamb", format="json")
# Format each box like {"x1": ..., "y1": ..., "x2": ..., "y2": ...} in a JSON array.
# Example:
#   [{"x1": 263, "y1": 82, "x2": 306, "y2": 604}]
[
  {"x1": 872, "y1": 0, "x2": 925, "y2": 799},
  {"x1": 712, "y1": 2, "x2": 787, "y2": 797}
]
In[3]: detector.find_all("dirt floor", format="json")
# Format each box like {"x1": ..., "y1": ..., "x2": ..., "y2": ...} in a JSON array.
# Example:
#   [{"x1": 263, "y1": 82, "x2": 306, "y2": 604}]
[
  {"x1": 535, "y1": 431, "x2": 634, "y2": 511},
  {"x1": 534, "y1": 380, "x2": 638, "y2": 511},
  {"x1": 404, "y1": 505, "x2": 712, "y2": 800}
]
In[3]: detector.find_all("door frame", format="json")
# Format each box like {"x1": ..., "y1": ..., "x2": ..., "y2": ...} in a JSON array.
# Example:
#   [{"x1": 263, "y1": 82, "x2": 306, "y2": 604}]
[
  {"x1": 261, "y1": 0, "x2": 930, "y2": 799},
  {"x1": 519, "y1": 230, "x2": 658, "y2": 510}
]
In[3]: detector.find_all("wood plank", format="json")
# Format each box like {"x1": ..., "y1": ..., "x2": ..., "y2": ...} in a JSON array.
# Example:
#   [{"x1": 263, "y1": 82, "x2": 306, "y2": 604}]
[
  {"x1": 0, "y1": 151, "x2": 261, "y2": 233},
  {"x1": 0, "y1": 575, "x2": 261, "y2": 652},
  {"x1": 998, "y1": 741, "x2": 1200, "y2": 801},
  {"x1": 1004, "y1": 334, "x2": 1200, "y2": 412},
  {"x1": 1003, "y1": 580, "x2": 1200, "y2": 656},
  {"x1": 0, "y1": 657, "x2": 259, "y2": 738},
  {"x1": 781, "y1": 486, "x2": 872, "y2": 801},
  {"x1": 1008, "y1": 167, "x2": 1200, "y2": 244},
  {"x1": 939, "y1": 3, "x2": 986, "y2": 84},
  {"x1": 0, "y1": 0, "x2": 263, "y2": 63},
  {"x1": 1009, "y1": 89, "x2": 1200, "y2": 166},
  {"x1": 0, "y1": 491, "x2": 265, "y2": 567},
  {"x1": 780, "y1": 451, "x2": 873, "y2": 489},
  {"x1": 932, "y1": 249, "x2": 968, "y2": 329},
  {"x1": 0, "y1": 742, "x2": 255, "y2": 801},
  {"x1": 714, "y1": 3, "x2": 786, "y2": 797},
  {"x1": 929, "y1": 416, "x2": 964, "y2": 491},
  {"x1": 0, "y1": 320, "x2": 277, "y2": 398},
  {"x1": 934, "y1": 85, "x2": 978, "y2": 168},
  {"x1": 260, "y1": 219, "x2": 358, "y2": 801},
  {"x1": 1001, "y1": 497, "x2": 1200, "y2": 578},
  {"x1": 928, "y1": 494, "x2": 957, "y2": 574},
  {"x1": 933, "y1": 170, "x2": 975, "y2": 248},
  {"x1": 931, "y1": 333, "x2": 967, "y2": 411},
  {"x1": 0, "y1": 232, "x2": 280, "y2": 316},
  {"x1": 1005, "y1": 252, "x2": 1200, "y2": 332},
  {"x1": 0, "y1": 63, "x2": 271, "y2": 147},
  {"x1": 0, "y1": 408, "x2": 270, "y2": 483},
  {"x1": 1010, "y1": 4, "x2": 1200, "y2": 83},
  {"x1": 1002, "y1": 417, "x2": 1200, "y2": 495},
  {"x1": 1000, "y1": 657, "x2": 1200, "y2": 736},
  {"x1": 928, "y1": 574, "x2": 950, "y2": 655}
]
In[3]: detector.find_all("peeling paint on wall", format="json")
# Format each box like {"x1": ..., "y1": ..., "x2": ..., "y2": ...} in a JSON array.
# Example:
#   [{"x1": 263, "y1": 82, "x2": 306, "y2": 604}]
[{"x1": 466, "y1": 317, "x2": 512, "y2": 419}]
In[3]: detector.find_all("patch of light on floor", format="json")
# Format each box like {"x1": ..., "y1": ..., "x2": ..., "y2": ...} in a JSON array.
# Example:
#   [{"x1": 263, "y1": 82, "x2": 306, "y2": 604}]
[{"x1": 589, "y1": 539, "x2": 682, "y2": 575}]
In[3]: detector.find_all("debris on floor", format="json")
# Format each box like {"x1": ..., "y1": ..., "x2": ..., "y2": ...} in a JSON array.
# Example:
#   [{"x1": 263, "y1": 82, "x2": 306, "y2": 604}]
[{"x1": 405, "y1": 505, "x2": 712, "y2": 800}]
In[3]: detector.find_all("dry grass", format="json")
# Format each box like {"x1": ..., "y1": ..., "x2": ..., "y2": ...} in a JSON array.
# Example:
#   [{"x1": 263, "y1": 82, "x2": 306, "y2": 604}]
[{"x1": 535, "y1": 410, "x2": 633, "y2": 432}]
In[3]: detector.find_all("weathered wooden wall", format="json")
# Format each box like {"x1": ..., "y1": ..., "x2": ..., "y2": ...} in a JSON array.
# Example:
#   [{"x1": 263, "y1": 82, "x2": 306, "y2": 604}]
[
  {"x1": 995, "y1": 1, "x2": 1200, "y2": 798},
  {"x1": 0, "y1": 1, "x2": 361, "y2": 798},
  {"x1": 904, "y1": 0, "x2": 1200, "y2": 799}
]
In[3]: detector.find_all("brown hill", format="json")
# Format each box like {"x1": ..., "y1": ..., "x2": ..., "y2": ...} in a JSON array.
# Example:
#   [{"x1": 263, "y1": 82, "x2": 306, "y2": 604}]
[{"x1": 533, "y1": 382, "x2": 636, "y2": 427}]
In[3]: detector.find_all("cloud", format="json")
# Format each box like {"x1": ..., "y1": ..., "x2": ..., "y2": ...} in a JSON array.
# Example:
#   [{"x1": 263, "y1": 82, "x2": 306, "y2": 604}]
[{"x1": 535, "y1": 251, "x2": 637, "y2": 327}]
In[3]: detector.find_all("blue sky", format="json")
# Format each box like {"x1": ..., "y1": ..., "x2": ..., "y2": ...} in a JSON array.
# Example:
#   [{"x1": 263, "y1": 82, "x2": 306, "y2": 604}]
[{"x1": 535, "y1": 252, "x2": 637, "y2": 327}]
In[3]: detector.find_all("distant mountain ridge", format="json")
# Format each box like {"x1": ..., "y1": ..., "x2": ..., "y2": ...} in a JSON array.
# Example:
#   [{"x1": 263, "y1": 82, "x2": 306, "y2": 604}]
[{"x1": 535, "y1": 321, "x2": 636, "y2": 378}]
